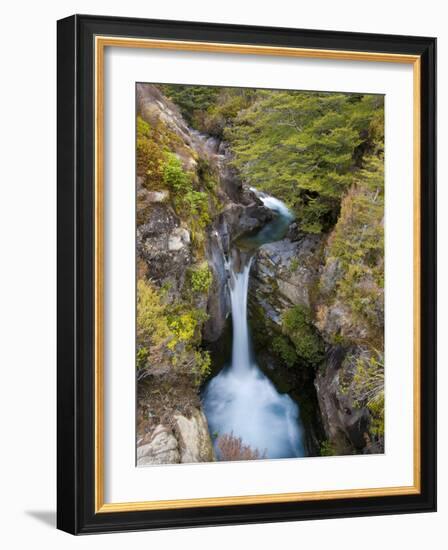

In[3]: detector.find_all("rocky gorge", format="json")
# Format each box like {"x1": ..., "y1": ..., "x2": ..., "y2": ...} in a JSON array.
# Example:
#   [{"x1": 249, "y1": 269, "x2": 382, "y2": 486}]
[{"x1": 136, "y1": 83, "x2": 385, "y2": 464}]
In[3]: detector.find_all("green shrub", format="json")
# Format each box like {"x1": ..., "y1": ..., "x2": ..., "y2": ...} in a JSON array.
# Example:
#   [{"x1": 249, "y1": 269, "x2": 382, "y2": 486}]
[
  {"x1": 272, "y1": 335, "x2": 298, "y2": 368},
  {"x1": 320, "y1": 440, "x2": 336, "y2": 456},
  {"x1": 197, "y1": 157, "x2": 218, "y2": 191},
  {"x1": 189, "y1": 263, "x2": 213, "y2": 293},
  {"x1": 351, "y1": 349, "x2": 384, "y2": 438},
  {"x1": 136, "y1": 116, "x2": 165, "y2": 188},
  {"x1": 162, "y1": 153, "x2": 192, "y2": 194},
  {"x1": 368, "y1": 391, "x2": 385, "y2": 438},
  {"x1": 281, "y1": 305, "x2": 324, "y2": 365},
  {"x1": 136, "y1": 279, "x2": 170, "y2": 349},
  {"x1": 136, "y1": 346, "x2": 149, "y2": 371},
  {"x1": 167, "y1": 312, "x2": 198, "y2": 349},
  {"x1": 193, "y1": 350, "x2": 212, "y2": 385},
  {"x1": 289, "y1": 258, "x2": 299, "y2": 272},
  {"x1": 183, "y1": 191, "x2": 210, "y2": 228},
  {"x1": 161, "y1": 154, "x2": 212, "y2": 242}
]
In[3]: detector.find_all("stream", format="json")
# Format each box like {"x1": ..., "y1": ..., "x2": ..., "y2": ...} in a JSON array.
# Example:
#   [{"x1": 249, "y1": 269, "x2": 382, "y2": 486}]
[{"x1": 202, "y1": 191, "x2": 306, "y2": 460}]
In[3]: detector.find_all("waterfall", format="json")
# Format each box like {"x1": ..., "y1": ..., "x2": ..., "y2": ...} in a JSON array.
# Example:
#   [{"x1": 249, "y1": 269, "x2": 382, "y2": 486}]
[
  {"x1": 202, "y1": 192, "x2": 305, "y2": 460},
  {"x1": 229, "y1": 255, "x2": 253, "y2": 373}
]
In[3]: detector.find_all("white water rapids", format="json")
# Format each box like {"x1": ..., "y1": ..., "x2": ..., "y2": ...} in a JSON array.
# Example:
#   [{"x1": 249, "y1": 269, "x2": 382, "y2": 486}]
[{"x1": 202, "y1": 192, "x2": 305, "y2": 460}]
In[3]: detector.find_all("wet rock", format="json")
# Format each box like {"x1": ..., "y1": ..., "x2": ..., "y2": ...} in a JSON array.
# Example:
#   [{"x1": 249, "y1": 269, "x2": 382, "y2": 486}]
[{"x1": 220, "y1": 203, "x2": 273, "y2": 243}]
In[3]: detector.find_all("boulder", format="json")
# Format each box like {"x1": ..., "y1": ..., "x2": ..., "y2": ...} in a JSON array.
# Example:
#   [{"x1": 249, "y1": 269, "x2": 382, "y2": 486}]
[
  {"x1": 168, "y1": 227, "x2": 190, "y2": 251},
  {"x1": 137, "y1": 425, "x2": 180, "y2": 465},
  {"x1": 251, "y1": 234, "x2": 324, "y2": 324},
  {"x1": 174, "y1": 409, "x2": 215, "y2": 463},
  {"x1": 147, "y1": 190, "x2": 170, "y2": 203}
]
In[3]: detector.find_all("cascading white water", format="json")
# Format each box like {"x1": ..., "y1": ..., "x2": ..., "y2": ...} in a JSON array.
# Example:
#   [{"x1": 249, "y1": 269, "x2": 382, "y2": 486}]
[
  {"x1": 229, "y1": 257, "x2": 253, "y2": 373},
  {"x1": 202, "y1": 193, "x2": 305, "y2": 460},
  {"x1": 252, "y1": 187, "x2": 295, "y2": 221}
]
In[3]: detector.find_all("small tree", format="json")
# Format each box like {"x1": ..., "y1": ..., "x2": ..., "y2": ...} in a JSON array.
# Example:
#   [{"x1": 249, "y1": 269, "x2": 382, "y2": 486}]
[{"x1": 216, "y1": 432, "x2": 266, "y2": 461}]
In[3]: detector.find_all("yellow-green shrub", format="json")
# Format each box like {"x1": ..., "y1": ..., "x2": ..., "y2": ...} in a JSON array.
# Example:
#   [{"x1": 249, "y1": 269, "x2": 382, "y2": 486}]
[
  {"x1": 167, "y1": 312, "x2": 198, "y2": 349},
  {"x1": 136, "y1": 279, "x2": 170, "y2": 348},
  {"x1": 136, "y1": 116, "x2": 165, "y2": 188},
  {"x1": 189, "y1": 263, "x2": 213, "y2": 294}
]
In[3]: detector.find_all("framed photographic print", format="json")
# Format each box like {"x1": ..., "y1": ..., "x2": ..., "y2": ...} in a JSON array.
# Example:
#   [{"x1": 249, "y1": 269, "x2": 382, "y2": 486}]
[{"x1": 57, "y1": 14, "x2": 436, "y2": 534}]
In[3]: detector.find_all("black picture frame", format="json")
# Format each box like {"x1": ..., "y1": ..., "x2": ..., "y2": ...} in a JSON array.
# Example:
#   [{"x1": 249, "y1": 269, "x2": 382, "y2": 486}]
[{"x1": 57, "y1": 14, "x2": 436, "y2": 534}]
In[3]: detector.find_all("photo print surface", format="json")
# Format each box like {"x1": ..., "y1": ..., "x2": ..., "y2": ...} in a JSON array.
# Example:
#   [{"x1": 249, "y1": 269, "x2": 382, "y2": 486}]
[{"x1": 135, "y1": 83, "x2": 385, "y2": 466}]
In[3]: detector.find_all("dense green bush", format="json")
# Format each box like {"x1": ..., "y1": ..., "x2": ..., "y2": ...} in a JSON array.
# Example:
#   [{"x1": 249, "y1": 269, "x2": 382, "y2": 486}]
[
  {"x1": 160, "y1": 153, "x2": 212, "y2": 244},
  {"x1": 197, "y1": 157, "x2": 218, "y2": 192},
  {"x1": 189, "y1": 263, "x2": 213, "y2": 294},
  {"x1": 192, "y1": 350, "x2": 212, "y2": 385},
  {"x1": 272, "y1": 335, "x2": 298, "y2": 368},
  {"x1": 136, "y1": 279, "x2": 171, "y2": 349},
  {"x1": 136, "y1": 279, "x2": 173, "y2": 376},
  {"x1": 320, "y1": 440, "x2": 336, "y2": 456},
  {"x1": 162, "y1": 152, "x2": 193, "y2": 194},
  {"x1": 136, "y1": 275, "x2": 212, "y2": 385},
  {"x1": 136, "y1": 346, "x2": 149, "y2": 371},
  {"x1": 281, "y1": 305, "x2": 324, "y2": 365},
  {"x1": 183, "y1": 191, "x2": 211, "y2": 228}
]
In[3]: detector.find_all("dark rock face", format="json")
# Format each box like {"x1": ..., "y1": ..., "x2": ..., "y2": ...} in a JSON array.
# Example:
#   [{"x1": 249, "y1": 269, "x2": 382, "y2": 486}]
[
  {"x1": 136, "y1": 203, "x2": 192, "y2": 296},
  {"x1": 251, "y1": 234, "x2": 324, "y2": 330},
  {"x1": 203, "y1": 228, "x2": 230, "y2": 342},
  {"x1": 314, "y1": 347, "x2": 371, "y2": 454},
  {"x1": 137, "y1": 84, "x2": 194, "y2": 157}
]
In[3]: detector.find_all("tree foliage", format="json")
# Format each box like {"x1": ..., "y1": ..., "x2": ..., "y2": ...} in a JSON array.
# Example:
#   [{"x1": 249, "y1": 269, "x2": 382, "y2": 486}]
[
  {"x1": 159, "y1": 85, "x2": 221, "y2": 125},
  {"x1": 159, "y1": 85, "x2": 255, "y2": 137},
  {"x1": 226, "y1": 91, "x2": 384, "y2": 233}
]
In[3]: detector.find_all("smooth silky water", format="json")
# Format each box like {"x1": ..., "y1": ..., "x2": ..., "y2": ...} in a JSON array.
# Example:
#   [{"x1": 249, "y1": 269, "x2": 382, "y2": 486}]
[{"x1": 202, "y1": 191, "x2": 305, "y2": 460}]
